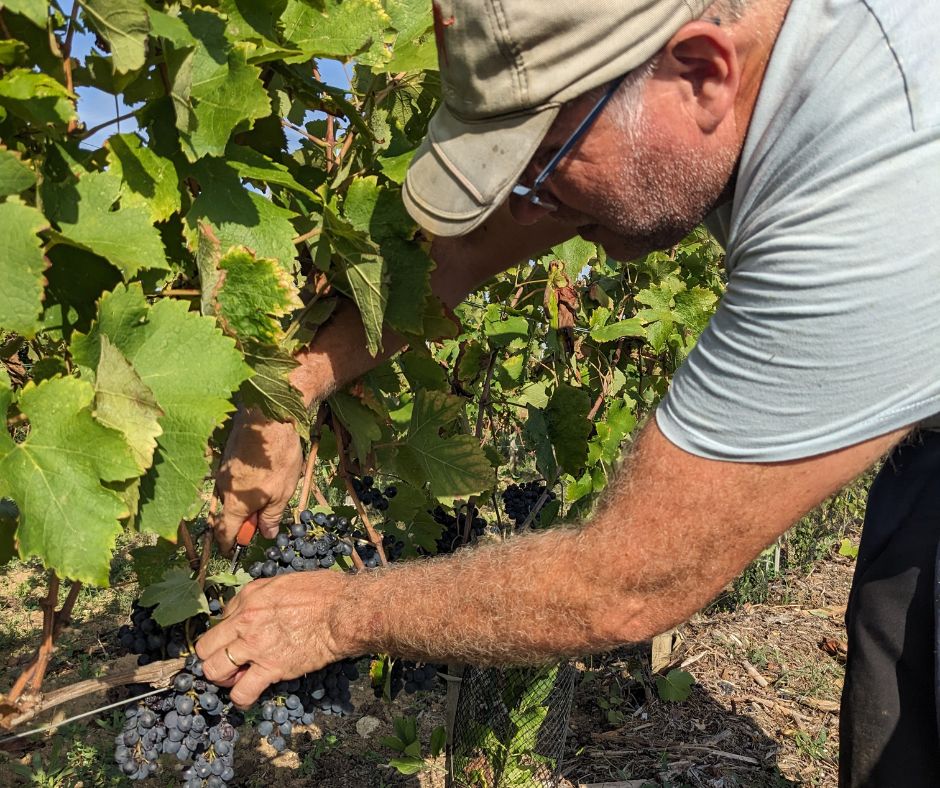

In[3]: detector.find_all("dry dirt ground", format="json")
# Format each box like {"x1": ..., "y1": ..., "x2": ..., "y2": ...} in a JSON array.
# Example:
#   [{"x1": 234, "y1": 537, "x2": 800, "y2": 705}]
[{"x1": 0, "y1": 535, "x2": 857, "y2": 788}]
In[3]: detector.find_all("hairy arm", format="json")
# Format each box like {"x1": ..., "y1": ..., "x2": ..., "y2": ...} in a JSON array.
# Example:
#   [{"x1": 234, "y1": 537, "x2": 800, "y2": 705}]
[
  {"x1": 212, "y1": 207, "x2": 573, "y2": 551},
  {"x1": 198, "y1": 419, "x2": 909, "y2": 705}
]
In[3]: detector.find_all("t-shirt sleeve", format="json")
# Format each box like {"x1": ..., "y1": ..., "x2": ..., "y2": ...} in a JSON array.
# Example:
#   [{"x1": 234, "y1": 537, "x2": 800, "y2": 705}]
[{"x1": 657, "y1": 137, "x2": 940, "y2": 462}]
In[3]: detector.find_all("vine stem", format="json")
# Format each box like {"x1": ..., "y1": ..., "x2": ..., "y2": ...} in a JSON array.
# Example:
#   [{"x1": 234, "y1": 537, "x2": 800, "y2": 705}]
[
  {"x1": 298, "y1": 407, "x2": 329, "y2": 512},
  {"x1": 292, "y1": 226, "x2": 322, "y2": 246},
  {"x1": 331, "y1": 416, "x2": 388, "y2": 567},
  {"x1": 7, "y1": 574, "x2": 60, "y2": 704},
  {"x1": 79, "y1": 110, "x2": 139, "y2": 140},
  {"x1": 178, "y1": 521, "x2": 200, "y2": 571},
  {"x1": 1, "y1": 658, "x2": 185, "y2": 732},
  {"x1": 62, "y1": 1, "x2": 80, "y2": 134},
  {"x1": 197, "y1": 490, "x2": 219, "y2": 588},
  {"x1": 159, "y1": 289, "x2": 201, "y2": 298}
]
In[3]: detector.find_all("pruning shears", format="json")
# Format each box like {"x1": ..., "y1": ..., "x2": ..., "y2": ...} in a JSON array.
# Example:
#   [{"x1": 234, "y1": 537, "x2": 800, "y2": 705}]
[{"x1": 229, "y1": 518, "x2": 257, "y2": 573}]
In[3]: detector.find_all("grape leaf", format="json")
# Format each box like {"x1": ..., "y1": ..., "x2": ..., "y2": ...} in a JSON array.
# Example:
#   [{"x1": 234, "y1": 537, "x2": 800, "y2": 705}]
[
  {"x1": 214, "y1": 247, "x2": 302, "y2": 344},
  {"x1": 655, "y1": 669, "x2": 695, "y2": 702},
  {"x1": 523, "y1": 408, "x2": 557, "y2": 481},
  {"x1": 587, "y1": 399, "x2": 635, "y2": 466},
  {"x1": 170, "y1": 8, "x2": 271, "y2": 161},
  {"x1": 93, "y1": 335, "x2": 164, "y2": 473},
  {"x1": 139, "y1": 566, "x2": 209, "y2": 626},
  {"x1": 240, "y1": 342, "x2": 310, "y2": 432},
  {"x1": 186, "y1": 158, "x2": 299, "y2": 274},
  {"x1": 185, "y1": 46, "x2": 271, "y2": 161},
  {"x1": 71, "y1": 284, "x2": 251, "y2": 539},
  {"x1": 131, "y1": 538, "x2": 185, "y2": 586},
  {"x1": 80, "y1": 0, "x2": 151, "y2": 76},
  {"x1": 393, "y1": 390, "x2": 491, "y2": 498},
  {"x1": 1, "y1": 0, "x2": 46, "y2": 27},
  {"x1": 0, "y1": 201, "x2": 47, "y2": 338},
  {"x1": 0, "y1": 146, "x2": 35, "y2": 196},
  {"x1": 51, "y1": 170, "x2": 169, "y2": 279},
  {"x1": 0, "y1": 377, "x2": 139, "y2": 585},
  {"x1": 589, "y1": 318, "x2": 646, "y2": 343},
  {"x1": 550, "y1": 236, "x2": 597, "y2": 282},
  {"x1": 329, "y1": 391, "x2": 381, "y2": 461},
  {"x1": 106, "y1": 133, "x2": 181, "y2": 223},
  {"x1": 545, "y1": 384, "x2": 591, "y2": 475},
  {"x1": 483, "y1": 306, "x2": 530, "y2": 347},
  {"x1": 0, "y1": 69, "x2": 76, "y2": 127},
  {"x1": 217, "y1": 0, "x2": 287, "y2": 47},
  {"x1": 383, "y1": 237, "x2": 433, "y2": 337},
  {"x1": 0, "y1": 367, "x2": 12, "y2": 424},
  {"x1": 281, "y1": 0, "x2": 390, "y2": 59}
]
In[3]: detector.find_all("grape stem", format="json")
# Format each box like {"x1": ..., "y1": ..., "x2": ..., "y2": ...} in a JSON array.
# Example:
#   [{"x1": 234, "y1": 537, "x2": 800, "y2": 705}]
[
  {"x1": 178, "y1": 521, "x2": 200, "y2": 571},
  {"x1": 516, "y1": 471, "x2": 561, "y2": 533},
  {"x1": 297, "y1": 406, "x2": 329, "y2": 513},
  {"x1": 331, "y1": 416, "x2": 388, "y2": 567}
]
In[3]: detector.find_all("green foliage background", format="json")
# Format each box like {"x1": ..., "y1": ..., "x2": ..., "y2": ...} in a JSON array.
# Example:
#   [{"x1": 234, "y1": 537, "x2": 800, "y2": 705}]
[{"x1": 0, "y1": 0, "x2": 725, "y2": 600}]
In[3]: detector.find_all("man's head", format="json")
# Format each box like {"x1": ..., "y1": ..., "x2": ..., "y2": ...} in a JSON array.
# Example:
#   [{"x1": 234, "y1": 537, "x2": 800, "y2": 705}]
[{"x1": 404, "y1": 0, "x2": 780, "y2": 259}]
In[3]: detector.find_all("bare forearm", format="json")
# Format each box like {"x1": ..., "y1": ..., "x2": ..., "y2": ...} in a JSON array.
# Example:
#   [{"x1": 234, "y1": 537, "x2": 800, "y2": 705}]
[
  {"x1": 333, "y1": 421, "x2": 908, "y2": 665},
  {"x1": 289, "y1": 206, "x2": 572, "y2": 405}
]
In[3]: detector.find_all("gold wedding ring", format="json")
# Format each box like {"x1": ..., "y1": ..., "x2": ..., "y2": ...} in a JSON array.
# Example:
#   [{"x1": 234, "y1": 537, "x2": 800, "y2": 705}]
[{"x1": 224, "y1": 646, "x2": 241, "y2": 668}]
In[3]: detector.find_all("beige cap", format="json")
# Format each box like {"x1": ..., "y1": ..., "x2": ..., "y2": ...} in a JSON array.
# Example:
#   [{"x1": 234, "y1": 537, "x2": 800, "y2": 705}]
[{"x1": 403, "y1": 0, "x2": 709, "y2": 237}]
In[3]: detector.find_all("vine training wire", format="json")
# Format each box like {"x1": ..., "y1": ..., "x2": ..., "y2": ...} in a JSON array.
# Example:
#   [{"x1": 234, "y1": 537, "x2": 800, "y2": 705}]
[{"x1": 0, "y1": 686, "x2": 170, "y2": 744}]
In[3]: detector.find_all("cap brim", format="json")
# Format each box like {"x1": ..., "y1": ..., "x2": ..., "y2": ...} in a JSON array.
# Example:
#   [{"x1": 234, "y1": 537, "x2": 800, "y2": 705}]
[{"x1": 403, "y1": 102, "x2": 560, "y2": 237}]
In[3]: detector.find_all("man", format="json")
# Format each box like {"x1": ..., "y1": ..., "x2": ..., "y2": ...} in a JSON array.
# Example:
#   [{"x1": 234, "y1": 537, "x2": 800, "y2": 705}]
[{"x1": 197, "y1": 0, "x2": 940, "y2": 783}]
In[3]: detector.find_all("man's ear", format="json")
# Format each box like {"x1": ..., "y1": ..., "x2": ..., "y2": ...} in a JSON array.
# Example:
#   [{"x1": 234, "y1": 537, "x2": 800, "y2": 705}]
[{"x1": 658, "y1": 21, "x2": 739, "y2": 133}]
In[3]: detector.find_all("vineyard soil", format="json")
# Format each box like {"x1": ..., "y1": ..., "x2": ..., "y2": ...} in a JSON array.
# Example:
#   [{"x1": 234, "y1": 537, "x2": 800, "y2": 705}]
[{"x1": 0, "y1": 515, "x2": 859, "y2": 787}]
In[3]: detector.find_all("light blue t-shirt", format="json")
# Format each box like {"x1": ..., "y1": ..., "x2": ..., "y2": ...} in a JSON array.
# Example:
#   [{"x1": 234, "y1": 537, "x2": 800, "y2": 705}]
[{"x1": 655, "y1": 0, "x2": 940, "y2": 461}]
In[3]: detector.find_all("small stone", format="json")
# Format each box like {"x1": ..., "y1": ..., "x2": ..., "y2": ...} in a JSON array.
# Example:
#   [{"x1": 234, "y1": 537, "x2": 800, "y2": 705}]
[{"x1": 355, "y1": 715, "x2": 382, "y2": 738}]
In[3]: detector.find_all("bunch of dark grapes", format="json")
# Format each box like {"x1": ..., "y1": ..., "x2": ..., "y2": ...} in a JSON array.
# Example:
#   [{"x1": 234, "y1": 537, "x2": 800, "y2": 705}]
[
  {"x1": 300, "y1": 508, "x2": 352, "y2": 536},
  {"x1": 118, "y1": 600, "x2": 207, "y2": 665},
  {"x1": 114, "y1": 656, "x2": 242, "y2": 785},
  {"x1": 427, "y1": 505, "x2": 487, "y2": 554},
  {"x1": 256, "y1": 659, "x2": 360, "y2": 751},
  {"x1": 382, "y1": 532, "x2": 406, "y2": 562},
  {"x1": 352, "y1": 475, "x2": 397, "y2": 511},
  {"x1": 502, "y1": 481, "x2": 556, "y2": 527},
  {"x1": 373, "y1": 660, "x2": 443, "y2": 701},
  {"x1": 355, "y1": 542, "x2": 382, "y2": 568},
  {"x1": 247, "y1": 522, "x2": 353, "y2": 579}
]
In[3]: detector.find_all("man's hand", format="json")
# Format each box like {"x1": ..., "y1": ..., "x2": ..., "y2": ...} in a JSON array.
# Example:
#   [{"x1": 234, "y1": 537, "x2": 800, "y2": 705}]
[
  {"x1": 213, "y1": 408, "x2": 304, "y2": 555},
  {"x1": 196, "y1": 570, "x2": 352, "y2": 707}
]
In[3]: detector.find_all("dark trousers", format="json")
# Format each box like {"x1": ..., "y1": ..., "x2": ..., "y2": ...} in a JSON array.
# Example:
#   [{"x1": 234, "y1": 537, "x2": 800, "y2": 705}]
[{"x1": 840, "y1": 430, "x2": 940, "y2": 786}]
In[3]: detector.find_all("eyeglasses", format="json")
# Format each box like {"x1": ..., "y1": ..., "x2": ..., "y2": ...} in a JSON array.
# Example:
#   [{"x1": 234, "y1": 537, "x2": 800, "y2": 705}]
[{"x1": 511, "y1": 73, "x2": 628, "y2": 212}]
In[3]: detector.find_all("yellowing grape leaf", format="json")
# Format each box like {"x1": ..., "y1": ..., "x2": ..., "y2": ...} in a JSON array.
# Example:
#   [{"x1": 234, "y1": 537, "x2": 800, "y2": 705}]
[{"x1": 214, "y1": 247, "x2": 302, "y2": 345}]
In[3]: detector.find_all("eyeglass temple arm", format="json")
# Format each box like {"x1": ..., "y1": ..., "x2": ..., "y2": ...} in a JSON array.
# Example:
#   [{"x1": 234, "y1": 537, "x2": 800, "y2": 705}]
[{"x1": 530, "y1": 73, "x2": 628, "y2": 192}]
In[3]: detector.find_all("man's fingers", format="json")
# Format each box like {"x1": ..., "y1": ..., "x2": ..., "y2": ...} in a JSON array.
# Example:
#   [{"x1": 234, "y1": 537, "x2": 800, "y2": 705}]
[
  {"x1": 195, "y1": 618, "x2": 234, "y2": 664},
  {"x1": 256, "y1": 502, "x2": 285, "y2": 539},
  {"x1": 229, "y1": 663, "x2": 279, "y2": 708},
  {"x1": 214, "y1": 500, "x2": 251, "y2": 557}
]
